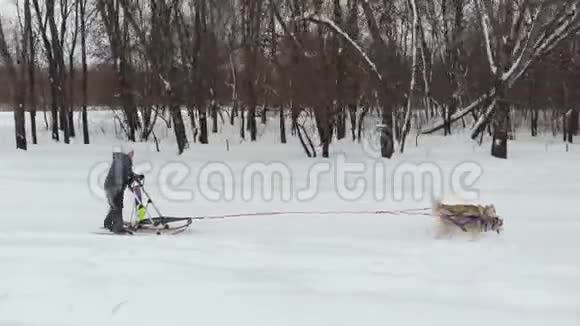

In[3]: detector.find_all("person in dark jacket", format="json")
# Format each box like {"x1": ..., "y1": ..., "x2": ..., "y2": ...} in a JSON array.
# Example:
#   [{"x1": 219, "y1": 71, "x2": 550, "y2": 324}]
[{"x1": 103, "y1": 146, "x2": 143, "y2": 233}]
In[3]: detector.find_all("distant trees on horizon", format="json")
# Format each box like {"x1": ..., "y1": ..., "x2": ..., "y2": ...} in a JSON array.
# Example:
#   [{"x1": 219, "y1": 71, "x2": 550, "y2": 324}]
[{"x1": 0, "y1": 0, "x2": 579, "y2": 157}]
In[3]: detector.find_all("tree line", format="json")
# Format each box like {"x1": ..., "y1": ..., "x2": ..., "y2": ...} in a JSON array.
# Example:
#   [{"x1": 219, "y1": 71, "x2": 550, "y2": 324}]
[{"x1": 0, "y1": 0, "x2": 579, "y2": 158}]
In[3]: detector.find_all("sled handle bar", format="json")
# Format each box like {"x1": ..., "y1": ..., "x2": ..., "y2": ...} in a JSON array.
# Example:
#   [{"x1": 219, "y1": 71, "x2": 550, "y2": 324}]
[{"x1": 133, "y1": 179, "x2": 165, "y2": 218}]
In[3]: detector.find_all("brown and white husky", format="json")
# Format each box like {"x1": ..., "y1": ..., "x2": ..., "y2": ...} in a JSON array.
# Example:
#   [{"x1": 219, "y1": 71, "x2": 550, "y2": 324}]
[{"x1": 432, "y1": 199, "x2": 503, "y2": 239}]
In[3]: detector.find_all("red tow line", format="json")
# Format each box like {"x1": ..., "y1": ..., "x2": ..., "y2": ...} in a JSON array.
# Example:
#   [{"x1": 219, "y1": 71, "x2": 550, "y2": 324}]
[{"x1": 187, "y1": 207, "x2": 434, "y2": 221}]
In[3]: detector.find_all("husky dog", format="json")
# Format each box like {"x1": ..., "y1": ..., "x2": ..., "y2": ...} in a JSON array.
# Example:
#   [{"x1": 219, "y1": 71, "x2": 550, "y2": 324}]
[{"x1": 432, "y1": 200, "x2": 503, "y2": 238}]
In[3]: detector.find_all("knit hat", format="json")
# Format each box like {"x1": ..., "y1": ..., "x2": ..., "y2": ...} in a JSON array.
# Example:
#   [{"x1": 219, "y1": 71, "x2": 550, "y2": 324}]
[{"x1": 113, "y1": 144, "x2": 134, "y2": 155}]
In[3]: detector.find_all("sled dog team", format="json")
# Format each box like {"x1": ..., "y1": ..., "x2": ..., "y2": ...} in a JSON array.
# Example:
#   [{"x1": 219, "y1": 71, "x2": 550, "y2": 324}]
[{"x1": 103, "y1": 147, "x2": 504, "y2": 237}]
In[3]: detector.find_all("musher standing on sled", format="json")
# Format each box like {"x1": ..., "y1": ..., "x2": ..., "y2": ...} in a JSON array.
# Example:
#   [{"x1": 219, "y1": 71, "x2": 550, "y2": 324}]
[{"x1": 103, "y1": 146, "x2": 144, "y2": 233}]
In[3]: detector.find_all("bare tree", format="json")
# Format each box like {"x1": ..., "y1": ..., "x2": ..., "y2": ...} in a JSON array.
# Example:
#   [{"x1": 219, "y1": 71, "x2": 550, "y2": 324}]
[
  {"x1": 97, "y1": 0, "x2": 140, "y2": 142},
  {"x1": 0, "y1": 16, "x2": 27, "y2": 150},
  {"x1": 24, "y1": 0, "x2": 38, "y2": 145},
  {"x1": 473, "y1": 0, "x2": 580, "y2": 158},
  {"x1": 399, "y1": 0, "x2": 419, "y2": 153},
  {"x1": 241, "y1": 0, "x2": 262, "y2": 142},
  {"x1": 79, "y1": 0, "x2": 89, "y2": 144}
]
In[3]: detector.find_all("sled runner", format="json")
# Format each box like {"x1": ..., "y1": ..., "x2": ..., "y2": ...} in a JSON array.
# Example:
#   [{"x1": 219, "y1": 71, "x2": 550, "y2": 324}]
[{"x1": 130, "y1": 217, "x2": 193, "y2": 235}]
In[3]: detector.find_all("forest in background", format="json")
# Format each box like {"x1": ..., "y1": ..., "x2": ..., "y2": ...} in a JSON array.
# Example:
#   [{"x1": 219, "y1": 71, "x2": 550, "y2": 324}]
[{"x1": 0, "y1": 0, "x2": 579, "y2": 158}]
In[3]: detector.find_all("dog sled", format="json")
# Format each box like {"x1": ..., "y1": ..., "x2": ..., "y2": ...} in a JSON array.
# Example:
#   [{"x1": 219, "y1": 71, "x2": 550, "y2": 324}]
[{"x1": 119, "y1": 179, "x2": 193, "y2": 235}]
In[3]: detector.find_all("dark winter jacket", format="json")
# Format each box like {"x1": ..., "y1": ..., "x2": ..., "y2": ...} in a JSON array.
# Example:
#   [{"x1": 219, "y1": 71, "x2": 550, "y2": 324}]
[{"x1": 104, "y1": 152, "x2": 135, "y2": 193}]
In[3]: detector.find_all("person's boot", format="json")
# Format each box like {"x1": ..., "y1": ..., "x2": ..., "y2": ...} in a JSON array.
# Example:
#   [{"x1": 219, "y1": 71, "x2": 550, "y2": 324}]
[
  {"x1": 104, "y1": 210, "x2": 113, "y2": 230},
  {"x1": 113, "y1": 227, "x2": 133, "y2": 235},
  {"x1": 111, "y1": 211, "x2": 132, "y2": 235},
  {"x1": 112, "y1": 221, "x2": 132, "y2": 235}
]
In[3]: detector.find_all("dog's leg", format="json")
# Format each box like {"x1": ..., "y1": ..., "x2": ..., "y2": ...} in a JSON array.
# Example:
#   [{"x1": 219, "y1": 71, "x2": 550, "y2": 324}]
[
  {"x1": 469, "y1": 227, "x2": 482, "y2": 241},
  {"x1": 433, "y1": 219, "x2": 452, "y2": 239}
]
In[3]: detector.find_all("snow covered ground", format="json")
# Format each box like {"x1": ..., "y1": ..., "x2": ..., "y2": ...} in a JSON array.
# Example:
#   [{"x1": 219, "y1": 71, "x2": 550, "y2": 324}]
[{"x1": 0, "y1": 111, "x2": 579, "y2": 326}]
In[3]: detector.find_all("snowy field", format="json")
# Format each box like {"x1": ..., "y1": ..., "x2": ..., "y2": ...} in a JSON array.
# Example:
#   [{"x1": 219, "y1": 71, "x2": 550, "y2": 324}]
[{"x1": 0, "y1": 111, "x2": 579, "y2": 326}]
